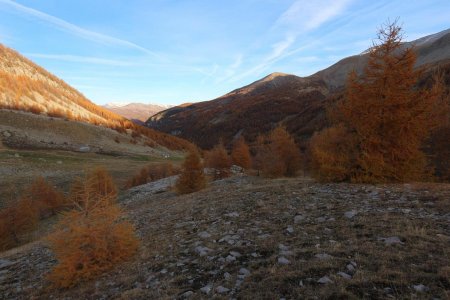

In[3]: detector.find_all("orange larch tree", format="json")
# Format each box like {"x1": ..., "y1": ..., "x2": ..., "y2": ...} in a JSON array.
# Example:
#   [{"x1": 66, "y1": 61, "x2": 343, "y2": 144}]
[
  {"x1": 231, "y1": 136, "x2": 252, "y2": 170},
  {"x1": 254, "y1": 126, "x2": 302, "y2": 178},
  {"x1": 0, "y1": 196, "x2": 39, "y2": 251},
  {"x1": 27, "y1": 176, "x2": 66, "y2": 218},
  {"x1": 175, "y1": 150, "x2": 206, "y2": 194},
  {"x1": 204, "y1": 143, "x2": 232, "y2": 179},
  {"x1": 48, "y1": 172, "x2": 139, "y2": 288},
  {"x1": 311, "y1": 21, "x2": 447, "y2": 183}
]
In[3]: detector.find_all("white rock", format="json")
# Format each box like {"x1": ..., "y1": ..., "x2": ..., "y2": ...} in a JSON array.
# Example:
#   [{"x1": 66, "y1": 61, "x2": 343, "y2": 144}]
[
  {"x1": 194, "y1": 246, "x2": 212, "y2": 256},
  {"x1": 180, "y1": 290, "x2": 193, "y2": 298},
  {"x1": 315, "y1": 253, "x2": 332, "y2": 260},
  {"x1": 413, "y1": 284, "x2": 429, "y2": 292},
  {"x1": 230, "y1": 251, "x2": 242, "y2": 258},
  {"x1": 224, "y1": 272, "x2": 231, "y2": 280},
  {"x1": 0, "y1": 259, "x2": 14, "y2": 269},
  {"x1": 198, "y1": 231, "x2": 211, "y2": 239},
  {"x1": 200, "y1": 284, "x2": 212, "y2": 294},
  {"x1": 346, "y1": 264, "x2": 356, "y2": 273},
  {"x1": 294, "y1": 215, "x2": 305, "y2": 223},
  {"x1": 278, "y1": 244, "x2": 289, "y2": 251},
  {"x1": 79, "y1": 145, "x2": 90, "y2": 152},
  {"x1": 344, "y1": 210, "x2": 358, "y2": 219},
  {"x1": 239, "y1": 268, "x2": 251, "y2": 277},
  {"x1": 225, "y1": 212, "x2": 240, "y2": 218},
  {"x1": 337, "y1": 272, "x2": 352, "y2": 279},
  {"x1": 226, "y1": 255, "x2": 236, "y2": 262},
  {"x1": 317, "y1": 276, "x2": 333, "y2": 284},
  {"x1": 379, "y1": 236, "x2": 404, "y2": 245},
  {"x1": 286, "y1": 226, "x2": 294, "y2": 233},
  {"x1": 278, "y1": 257, "x2": 290, "y2": 265},
  {"x1": 216, "y1": 286, "x2": 230, "y2": 294}
]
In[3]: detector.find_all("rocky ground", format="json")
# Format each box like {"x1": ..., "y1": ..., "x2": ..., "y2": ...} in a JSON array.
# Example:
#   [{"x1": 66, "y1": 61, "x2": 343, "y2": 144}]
[{"x1": 0, "y1": 176, "x2": 449, "y2": 299}]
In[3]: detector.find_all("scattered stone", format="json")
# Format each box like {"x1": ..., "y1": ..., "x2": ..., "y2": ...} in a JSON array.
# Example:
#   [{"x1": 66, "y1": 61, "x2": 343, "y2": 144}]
[
  {"x1": 294, "y1": 215, "x2": 305, "y2": 223},
  {"x1": 278, "y1": 244, "x2": 289, "y2": 251},
  {"x1": 344, "y1": 210, "x2": 358, "y2": 219},
  {"x1": 278, "y1": 257, "x2": 290, "y2": 265},
  {"x1": 224, "y1": 272, "x2": 231, "y2": 280},
  {"x1": 230, "y1": 165, "x2": 244, "y2": 174},
  {"x1": 0, "y1": 259, "x2": 14, "y2": 269},
  {"x1": 412, "y1": 284, "x2": 429, "y2": 292},
  {"x1": 78, "y1": 145, "x2": 90, "y2": 152},
  {"x1": 257, "y1": 233, "x2": 271, "y2": 239},
  {"x1": 198, "y1": 231, "x2": 211, "y2": 239},
  {"x1": 225, "y1": 212, "x2": 240, "y2": 218},
  {"x1": 379, "y1": 236, "x2": 404, "y2": 245},
  {"x1": 216, "y1": 286, "x2": 230, "y2": 294},
  {"x1": 346, "y1": 263, "x2": 356, "y2": 273},
  {"x1": 286, "y1": 225, "x2": 294, "y2": 233},
  {"x1": 239, "y1": 268, "x2": 251, "y2": 277},
  {"x1": 316, "y1": 216, "x2": 326, "y2": 223},
  {"x1": 200, "y1": 284, "x2": 213, "y2": 294},
  {"x1": 230, "y1": 251, "x2": 242, "y2": 258},
  {"x1": 315, "y1": 253, "x2": 332, "y2": 260},
  {"x1": 3, "y1": 131, "x2": 11, "y2": 137},
  {"x1": 226, "y1": 255, "x2": 236, "y2": 263},
  {"x1": 194, "y1": 246, "x2": 212, "y2": 256},
  {"x1": 337, "y1": 272, "x2": 352, "y2": 279},
  {"x1": 317, "y1": 276, "x2": 333, "y2": 284},
  {"x1": 180, "y1": 290, "x2": 194, "y2": 298},
  {"x1": 56, "y1": 160, "x2": 62, "y2": 164},
  {"x1": 235, "y1": 279, "x2": 244, "y2": 288},
  {"x1": 219, "y1": 234, "x2": 240, "y2": 244},
  {"x1": 14, "y1": 153, "x2": 20, "y2": 158}
]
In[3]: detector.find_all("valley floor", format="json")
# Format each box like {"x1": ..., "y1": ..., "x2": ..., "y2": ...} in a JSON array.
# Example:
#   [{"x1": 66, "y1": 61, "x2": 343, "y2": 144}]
[{"x1": 1, "y1": 176, "x2": 449, "y2": 299}]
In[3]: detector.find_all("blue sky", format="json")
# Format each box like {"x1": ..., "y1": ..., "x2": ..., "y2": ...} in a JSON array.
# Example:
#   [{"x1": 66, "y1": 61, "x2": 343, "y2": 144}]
[{"x1": 0, "y1": 0, "x2": 449, "y2": 105}]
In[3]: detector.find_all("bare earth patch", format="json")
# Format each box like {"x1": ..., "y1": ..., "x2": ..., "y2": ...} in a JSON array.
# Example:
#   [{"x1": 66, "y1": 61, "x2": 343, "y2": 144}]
[{"x1": 0, "y1": 176, "x2": 449, "y2": 299}]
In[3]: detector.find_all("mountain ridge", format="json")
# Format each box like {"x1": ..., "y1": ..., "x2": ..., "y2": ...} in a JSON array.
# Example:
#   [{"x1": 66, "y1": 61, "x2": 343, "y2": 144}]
[
  {"x1": 0, "y1": 43, "x2": 193, "y2": 151},
  {"x1": 146, "y1": 29, "x2": 450, "y2": 149}
]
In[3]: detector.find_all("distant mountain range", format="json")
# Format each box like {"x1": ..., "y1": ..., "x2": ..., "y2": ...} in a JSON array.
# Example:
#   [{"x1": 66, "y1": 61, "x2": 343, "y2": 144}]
[
  {"x1": 103, "y1": 103, "x2": 172, "y2": 124},
  {"x1": 146, "y1": 29, "x2": 450, "y2": 149}
]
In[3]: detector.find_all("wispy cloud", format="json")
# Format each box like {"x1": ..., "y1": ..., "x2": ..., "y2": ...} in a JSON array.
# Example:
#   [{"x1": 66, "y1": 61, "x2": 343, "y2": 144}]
[
  {"x1": 215, "y1": 54, "x2": 244, "y2": 83},
  {"x1": 27, "y1": 53, "x2": 136, "y2": 66},
  {"x1": 276, "y1": 0, "x2": 353, "y2": 32},
  {"x1": 0, "y1": 0, "x2": 159, "y2": 57},
  {"x1": 228, "y1": 0, "x2": 353, "y2": 83}
]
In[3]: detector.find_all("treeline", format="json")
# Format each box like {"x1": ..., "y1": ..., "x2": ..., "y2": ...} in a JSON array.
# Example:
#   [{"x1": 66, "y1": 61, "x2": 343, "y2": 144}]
[
  {"x1": 184, "y1": 22, "x2": 450, "y2": 183},
  {"x1": 174, "y1": 127, "x2": 303, "y2": 194}
]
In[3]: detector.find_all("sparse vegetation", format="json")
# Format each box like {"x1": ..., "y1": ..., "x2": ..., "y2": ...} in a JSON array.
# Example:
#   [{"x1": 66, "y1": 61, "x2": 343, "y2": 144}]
[
  {"x1": 0, "y1": 196, "x2": 38, "y2": 251},
  {"x1": 48, "y1": 172, "x2": 138, "y2": 288},
  {"x1": 27, "y1": 176, "x2": 66, "y2": 218}
]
